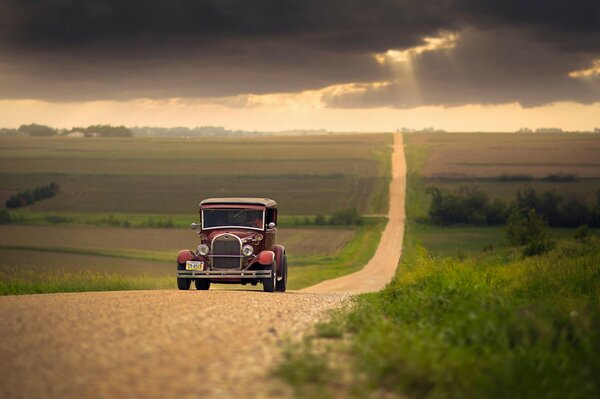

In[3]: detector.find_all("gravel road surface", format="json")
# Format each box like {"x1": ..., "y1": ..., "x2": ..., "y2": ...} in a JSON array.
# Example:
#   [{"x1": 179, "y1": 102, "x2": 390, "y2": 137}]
[{"x1": 0, "y1": 134, "x2": 406, "y2": 399}]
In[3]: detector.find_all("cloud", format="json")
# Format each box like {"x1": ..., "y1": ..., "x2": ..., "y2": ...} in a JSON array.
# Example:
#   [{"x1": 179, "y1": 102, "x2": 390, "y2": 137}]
[
  {"x1": 0, "y1": 0, "x2": 598, "y2": 107},
  {"x1": 323, "y1": 28, "x2": 600, "y2": 108}
]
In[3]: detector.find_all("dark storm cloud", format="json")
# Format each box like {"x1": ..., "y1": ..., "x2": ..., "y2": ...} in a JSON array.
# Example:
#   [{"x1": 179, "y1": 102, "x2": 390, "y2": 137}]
[{"x1": 0, "y1": 0, "x2": 598, "y2": 106}]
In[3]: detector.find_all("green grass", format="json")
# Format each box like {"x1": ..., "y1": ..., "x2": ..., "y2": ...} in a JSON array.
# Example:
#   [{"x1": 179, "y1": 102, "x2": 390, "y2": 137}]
[
  {"x1": 275, "y1": 133, "x2": 600, "y2": 398},
  {"x1": 414, "y1": 224, "x2": 599, "y2": 257},
  {"x1": 0, "y1": 269, "x2": 173, "y2": 296},
  {"x1": 286, "y1": 221, "x2": 385, "y2": 289},
  {"x1": 286, "y1": 240, "x2": 600, "y2": 399}
]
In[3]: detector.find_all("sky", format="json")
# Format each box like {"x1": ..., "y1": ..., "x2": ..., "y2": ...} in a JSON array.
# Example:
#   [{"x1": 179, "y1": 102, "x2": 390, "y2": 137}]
[{"x1": 0, "y1": 0, "x2": 599, "y2": 131}]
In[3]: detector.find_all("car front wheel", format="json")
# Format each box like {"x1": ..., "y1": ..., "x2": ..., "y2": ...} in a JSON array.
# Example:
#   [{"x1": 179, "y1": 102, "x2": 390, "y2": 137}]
[
  {"x1": 195, "y1": 279, "x2": 211, "y2": 290},
  {"x1": 276, "y1": 255, "x2": 287, "y2": 292},
  {"x1": 263, "y1": 262, "x2": 276, "y2": 292},
  {"x1": 177, "y1": 278, "x2": 191, "y2": 290},
  {"x1": 177, "y1": 263, "x2": 191, "y2": 290}
]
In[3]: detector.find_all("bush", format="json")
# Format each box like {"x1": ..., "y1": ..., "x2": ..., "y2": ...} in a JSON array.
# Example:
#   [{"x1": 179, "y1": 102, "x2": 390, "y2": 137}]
[
  {"x1": 506, "y1": 208, "x2": 554, "y2": 256},
  {"x1": 574, "y1": 225, "x2": 591, "y2": 242},
  {"x1": 329, "y1": 208, "x2": 362, "y2": 226},
  {"x1": 314, "y1": 214, "x2": 327, "y2": 226},
  {"x1": 561, "y1": 197, "x2": 591, "y2": 227},
  {"x1": 0, "y1": 209, "x2": 12, "y2": 224}
]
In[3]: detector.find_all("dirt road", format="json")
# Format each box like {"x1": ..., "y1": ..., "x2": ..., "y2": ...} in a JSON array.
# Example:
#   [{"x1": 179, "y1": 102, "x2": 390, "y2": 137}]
[
  {"x1": 0, "y1": 134, "x2": 406, "y2": 399},
  {"x1": 302, "y1": 133, "x2": 405, "y2": 293}
]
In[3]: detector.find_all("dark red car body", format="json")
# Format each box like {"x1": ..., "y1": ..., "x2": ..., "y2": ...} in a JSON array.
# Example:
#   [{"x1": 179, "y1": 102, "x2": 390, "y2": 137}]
[{"x1": 176, "y1": 198, "x2": 287, "y2": 292}]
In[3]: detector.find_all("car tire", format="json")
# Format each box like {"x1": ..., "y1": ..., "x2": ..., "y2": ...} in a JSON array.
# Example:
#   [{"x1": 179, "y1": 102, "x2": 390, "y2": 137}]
[
  {"x1": 176, "y1": 263, "x2": 191, "y2": 290},
  {"x1": 177, "y1": 278, "x2": 191, "y2": 290},
  {"x1": 263, "y1": 262, "x2": 276, "y2": 292},
  {"x1": 276, "y1": 255, "x2": 287, "y2": 292},
  {"x1": 195, "y1": 279, "x2": 211, "y2": 290}
]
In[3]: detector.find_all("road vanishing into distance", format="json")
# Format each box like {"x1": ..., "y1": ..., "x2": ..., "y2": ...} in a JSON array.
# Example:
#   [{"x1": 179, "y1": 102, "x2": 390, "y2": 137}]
[{"x1": 0, "y1": 134, "x2": 406, "y2": 399}]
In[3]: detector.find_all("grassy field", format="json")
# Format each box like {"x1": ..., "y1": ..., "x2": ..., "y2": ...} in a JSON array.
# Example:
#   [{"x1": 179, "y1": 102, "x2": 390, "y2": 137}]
[
  {"x1": 0, "y1": 223, "x2": 382, "y2": 295},
  {"x1": 276, "y1": 132, "x2": 600, "y2": 398},
  {"x1": 0, "y1": 134, "x2": 391, "y2": 215}
]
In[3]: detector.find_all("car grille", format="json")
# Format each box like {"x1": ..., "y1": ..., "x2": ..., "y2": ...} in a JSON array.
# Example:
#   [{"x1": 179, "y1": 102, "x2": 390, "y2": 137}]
[{"x1": 211, "y1": 234, "x2": 242, "y2": 269}]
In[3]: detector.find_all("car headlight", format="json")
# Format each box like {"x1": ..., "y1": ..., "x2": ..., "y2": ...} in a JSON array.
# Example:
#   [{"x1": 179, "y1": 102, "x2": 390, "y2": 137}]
[
  {"x1": 197, "y1": 244, "x2": 209, "y2": 256},
  {"x1": 254, "y1": 233, "x2": 264, "y2": 242},
  {"x1": 242, "y1": 245, "x2": 254, "y2": 257}
]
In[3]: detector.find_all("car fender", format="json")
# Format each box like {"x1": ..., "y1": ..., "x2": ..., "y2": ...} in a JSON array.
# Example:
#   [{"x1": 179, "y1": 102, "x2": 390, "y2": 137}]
[
  {"x1": 250, "y1": 250, "x2": 275, "y2": 267},
  {"x1": 177, "y1": 250, "x2": 197, "y2": 265},
  {"x1": 272, "y1": 245, "x2": 286, "y2": 275}
]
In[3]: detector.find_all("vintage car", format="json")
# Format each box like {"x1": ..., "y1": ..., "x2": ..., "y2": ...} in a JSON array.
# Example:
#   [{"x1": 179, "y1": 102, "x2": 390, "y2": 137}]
[{"x1": 176, "y1": 198, "x2": 287, "y2": 292}]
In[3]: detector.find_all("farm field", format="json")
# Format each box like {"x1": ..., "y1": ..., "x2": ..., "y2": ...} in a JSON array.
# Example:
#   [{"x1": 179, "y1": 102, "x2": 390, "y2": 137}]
[
  {"x1": 411, "y1": 132, "x2": 600, "y2": 178},
  {"x1": 0, "y1": 134, "x2": 391, "y2": 215},
  {"x1": 403, "y1": 132, "x2": 600, "y2": 255},
  {"x1": 0, "y1": 224, "x2": 368, "y2": 294},
  {"x1": 0, "y1": 133, "x2": 391, "y2": 295}
]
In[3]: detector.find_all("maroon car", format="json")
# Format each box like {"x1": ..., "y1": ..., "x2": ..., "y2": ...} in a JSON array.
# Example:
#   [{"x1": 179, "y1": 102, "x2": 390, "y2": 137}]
[{"x1": 176, "y1": 198, "x2": 287, "y2": 292}]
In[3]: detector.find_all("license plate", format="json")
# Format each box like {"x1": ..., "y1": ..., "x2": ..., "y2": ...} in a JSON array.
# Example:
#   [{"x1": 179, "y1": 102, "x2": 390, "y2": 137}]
[{"x1": 186, "y1": 261, "x2": 204, "y2": 270}]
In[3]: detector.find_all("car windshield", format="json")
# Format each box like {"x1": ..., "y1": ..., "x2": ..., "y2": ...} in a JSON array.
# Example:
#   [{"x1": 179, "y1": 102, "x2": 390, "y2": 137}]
[{"x1": 202, "y1": 208, "x2": 264, "y2": 230}]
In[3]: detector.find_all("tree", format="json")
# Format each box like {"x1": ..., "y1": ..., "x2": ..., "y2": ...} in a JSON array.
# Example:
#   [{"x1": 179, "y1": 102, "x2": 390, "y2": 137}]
[
  {"x1": 560, "y1": 197, "x2": 591, "y2": 227},
  {"x1": 18, "y1": 123, "x2": 57, "y2": 137},
  {"x1": 505, "y1": 208, "x2": 554, "y2": 256}
]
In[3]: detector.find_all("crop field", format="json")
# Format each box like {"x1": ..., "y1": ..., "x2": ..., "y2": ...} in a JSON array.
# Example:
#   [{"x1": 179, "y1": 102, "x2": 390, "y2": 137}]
[
  {"x1": 410, "y1": 132, "x2": 600, "y2": 178},
  {"x1": 0, "y1": 134, "x2": 391, "y2": 215}
]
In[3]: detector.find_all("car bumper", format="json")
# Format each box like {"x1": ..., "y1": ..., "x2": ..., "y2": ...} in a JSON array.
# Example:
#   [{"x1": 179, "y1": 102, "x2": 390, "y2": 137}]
[{"x1": 176, "y1": 270, "x2": 272, "y2": 279}]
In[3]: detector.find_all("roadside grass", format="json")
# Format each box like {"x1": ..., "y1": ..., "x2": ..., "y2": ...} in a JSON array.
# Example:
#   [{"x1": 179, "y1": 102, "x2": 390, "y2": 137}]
[
  {"x1": 287, "y1": 221, "x2": 385, "y2": 290},
  {"x1": 0, "y1": 268, "x2": 173, "y2": 296},
  {"x1": 283, "y1": 239, "x2": 600, "y2": 399},
  {"x1": 275, "y1": 134, "x2": 600, "y2": 398}
]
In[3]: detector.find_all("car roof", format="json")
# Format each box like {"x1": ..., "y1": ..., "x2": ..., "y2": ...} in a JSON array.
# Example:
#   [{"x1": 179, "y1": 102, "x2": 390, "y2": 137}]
[{"x1": 200, "y1": 197, "x2": 277, "y2": 208}]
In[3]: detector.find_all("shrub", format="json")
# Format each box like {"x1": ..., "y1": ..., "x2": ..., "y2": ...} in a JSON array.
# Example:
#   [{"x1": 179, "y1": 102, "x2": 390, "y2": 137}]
[
  {"x1": 560, "y1": 197, "x2": 591, "y2": 227},
  {"x1": 329, "y1": 208, "x2": 362, "y2": 226},
  {"x1": 574, "y1": 225, "x2": 591, "y2": 242},
  {"x1": 314, "y1": 214, "x2": 327, "y2": 226},
  {"x1": 506, "y1": 208, "x2": 554, "y2": 256},
  {"x1": 0, "y1": 209, "x2": 12, "y2": 224}
]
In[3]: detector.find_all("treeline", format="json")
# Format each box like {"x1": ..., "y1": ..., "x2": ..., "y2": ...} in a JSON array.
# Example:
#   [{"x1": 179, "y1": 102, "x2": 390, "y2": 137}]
[
  {"x1": 5, "y1": 182, "x2": 60, "y2": 209},
  {"x1": 284, "y1": 208, "x2": 364, "y2": 227},
  {"x1": 427, "y1": 186, "x2": 600, "y2": 228},
  {"x1": 13, "y1": 123, "x2": 132, "y2": 137},
  {"x1": 71, "y1": 125, "x2": 133, "y2": 137}
]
